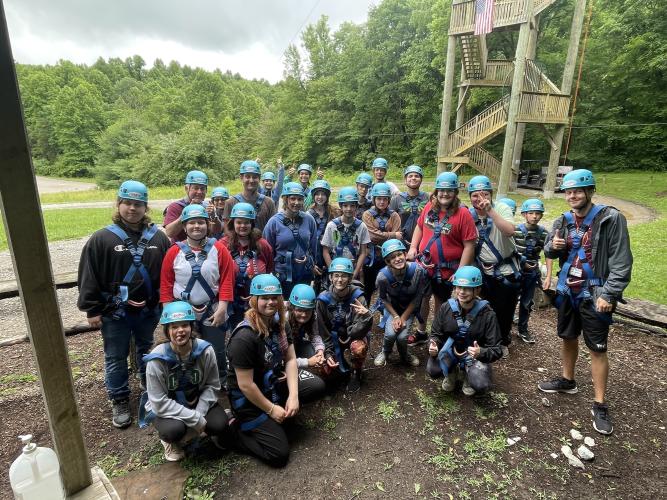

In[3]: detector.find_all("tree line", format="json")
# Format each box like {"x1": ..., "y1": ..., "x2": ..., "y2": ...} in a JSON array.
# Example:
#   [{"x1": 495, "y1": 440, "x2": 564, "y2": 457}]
[{"x1": 15, "y1": 0, "x2": 666, "y2": 187}]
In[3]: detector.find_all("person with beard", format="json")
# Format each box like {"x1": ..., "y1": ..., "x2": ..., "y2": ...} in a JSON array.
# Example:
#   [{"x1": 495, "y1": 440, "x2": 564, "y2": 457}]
[
  {"x1": 223, "y1": 160, "x2": 277, "y2": 232},
  {"x1": 467, "y1": 175, "x2": 520, "y2": 359},
  {"x1": 407, "y1": 172, "x2": 477, "y2": 346},
  {"x1": 163, "y1": 170, "x2": 209, "y2": 242},
  {"x1": 538, "y1": 169, "x2": 632, "y2": 435},
  {"x1": 426, "y1": 266, "x2": 503, "y2": 396},
  {"x1": 373, "y1": 239, "x2": 426, "y2": 368},
  {"x1": 160, "y1": 204, "x2": 235, "y2": 387},
  {"x1": 78, "y1": 180, "x2": 171, "y2": 428}
]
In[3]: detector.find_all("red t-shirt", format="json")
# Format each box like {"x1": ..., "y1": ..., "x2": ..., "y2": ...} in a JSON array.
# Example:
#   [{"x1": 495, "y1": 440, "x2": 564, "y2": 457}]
[
  {"x1": 416, "y1": 202, "x2": 477, "y2": 280},
  {"x1": 163, "y1": 199, "x2": 188, "y2": 242},
  {"x1": 219, "y1": 236, "x2": 275, "y2": 282}
]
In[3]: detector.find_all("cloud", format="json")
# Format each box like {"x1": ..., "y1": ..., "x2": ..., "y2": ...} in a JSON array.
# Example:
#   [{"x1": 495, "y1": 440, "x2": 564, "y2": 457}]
[{"x1": 5, "y1": 0, "x2": 376, "y2": 82}]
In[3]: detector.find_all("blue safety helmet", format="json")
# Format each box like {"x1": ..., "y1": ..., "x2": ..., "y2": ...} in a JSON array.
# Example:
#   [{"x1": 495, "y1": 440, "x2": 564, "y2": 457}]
[
  {"x1": 249, "y1": 274, "x2": 283, "y2": 296},
  {"x1": 381, "y1": 239, "x2": 406, "y2": 259},
  {"x1": 338, "y1": 186, "x2": 359, "y2": 204},
  {"x1": 261, "y1": 171, "x2": 276, "y2": 181},
  {"x1": 355, "y1": 173, "x2": 373, "y2": 186},
  {"x1": 211, "y1": 186, "x2": 229, "y2": 200},
  {"x1": 180, "y1": 204, "x2": 208, "y2": 223},
  {"x1": 521, "y1": 198, "x2": 545, "y2": 213},
  {"x1": 371, "y1": 183, "x2": 392, "y2": 198},
  {"x1": 467, "y1": 175, "x2": 493, "y2": 193},
  {"x1": 328, "y1": 257, "x2": 354, "y2": 275},
  {"x1": 372, "y1": 157, "x2": 388, "y2": 170},
  {"x1": 403, "y1": 165, "x2": 423, "y2": 177},
  {"x1": 297, "y1": 163, "x2": 313, "y2": 174},
  {"x1": 185, "y1": 170, "x2": 208, "y2": 186},
  {"x1": 435, "y1": 172, "x2": 459, "y2": 190},
  {"x1": 498, "y1": 198, "x2": 517, "y2": 215},
  {"x1": 281, "y1": 182, "x2": 305, "y2": 198},
  {"x1": 240, "y1": 160, "x2": 261, "y2": 175},
  {"x1": 289, "y1": 284, "x2": 317, "y2": 309},
  {"x1": 452, "y1": 266, "x2": 483, "y2": 288},
  {"x1": 117, "y1": 180, "x2": 148, "y2": 203},
  {"x1": 311, "y1": 179, "x2": 332, "y2": 194},
  {"x1": 230, "y1": 202, "x2": 256, "y2": 220},
  {"x1": 160, "y1": 301, "x2": 196, "y2": 325},
  {"x1": 560, "y1": 169, "x2": 595, "y2": 190}
]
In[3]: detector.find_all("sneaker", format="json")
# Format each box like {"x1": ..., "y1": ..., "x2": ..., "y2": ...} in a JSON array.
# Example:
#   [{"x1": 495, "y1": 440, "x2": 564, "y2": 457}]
[
  {"x1": 111, "y1": 399, "x2": 132, "y2": 429},
  {"x1": 374, "y1": 351, "x2": 388, "y2": 367},
  {"x1": 408, "y1": 331, "x2": 428, "y2": 346},
  {"x1": 518, "y1": 330, "x2": 536, "y2": 344},
  {"x1": 347, "y1": 374, "x2": 361, "y2": 393},
  {"x1": 462, "y1": 375, "x2": 476, "y2": 397},
  {"x1": 538, "y1": 377, "x2": 579, "y2": 394},
  {"x1": 402, "y1": 354, "x2": 420, "y2": 367},
  {"x1": 441, "y1": 373, "x2": 456, "y2": 392},
  {"x1": 591, "y1": 402, "x2": 613, "y2": 435},
  {"x1": 501, "y1": 346, "x2": 510, "y2": 359},
  {"x1": 161, "y1": 440, "x2": 185, "y2": 462}
]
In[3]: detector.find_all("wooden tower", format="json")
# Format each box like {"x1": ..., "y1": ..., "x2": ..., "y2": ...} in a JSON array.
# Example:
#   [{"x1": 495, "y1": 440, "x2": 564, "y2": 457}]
[{"x1": 436, "y1": 0, "x2": 588, "y2": 198}]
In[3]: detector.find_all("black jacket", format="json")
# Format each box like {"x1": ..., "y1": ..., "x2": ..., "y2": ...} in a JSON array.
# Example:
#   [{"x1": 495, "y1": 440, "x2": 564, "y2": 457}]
[{"x1": 77, "y1": 222, "x2": 171, "y2": 317}]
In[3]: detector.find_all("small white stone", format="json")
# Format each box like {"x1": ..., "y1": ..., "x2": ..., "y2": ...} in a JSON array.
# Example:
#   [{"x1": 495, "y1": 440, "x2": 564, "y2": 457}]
[
  {"x1": 520, "y1": 426, "x2": 528, "y2": 434},
  {"x1": 561, "y1": 444, "x2": 585, "y2": 469},
  {"x1": 550, "y1": 452, "x2": 559, "y2": 459},
  {"x1": 541, "y1": 397, "x2": 552, "y2": 407},
  {"x1": 584, "y1": 436, "x2": 595, "y2": 447},
  {"x1": 537, "y1": 367, "x2": 547, "y2": 373},
  {"x1": 507, "y1": 436, "x2": 521, "y2": 446},
  {"x1": 577, "y1": 445, "x2": 595, "y2": 461},
  {"x1": 570, "y1": 429, "x2": 584, "y2": 440}
]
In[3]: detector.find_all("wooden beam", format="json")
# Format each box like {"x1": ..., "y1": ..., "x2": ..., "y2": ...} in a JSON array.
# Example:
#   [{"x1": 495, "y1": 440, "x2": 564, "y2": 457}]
[
  {"x1": 0, "y1": 271, "x2": 78, "y2": 300},
  {"x1": 437, "y1": 156, "x2": 469, "y2": 164},
  {"x1": 437, "y1": 35, "x2": 458, "y2": 174},
  {"x1": 0, "y1": 1, "x2": 91, "y2": 495}
]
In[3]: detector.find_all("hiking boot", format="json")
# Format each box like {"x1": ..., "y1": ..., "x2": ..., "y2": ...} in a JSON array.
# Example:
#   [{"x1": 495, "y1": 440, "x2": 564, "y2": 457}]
[
  {"x1": 402, "y1": 353, "x2": 420, "y2": 367},
  {"x1": 374, "y1": 351, "x2": 388, "y2": 367},
  {"x1": 408, "y1": 331, "x2": 428, "y2": 346},
  {"x1": 538, "y1": 377, "x2": 578, "y2": 394},
  {"x1": 591, "y1": 402, "x2": 613, "y2": 435},
  {"x1": 501, "y1": 346, "x2": 510, "y2": 359},
  {"x1": 441, "y1": 373, "x2": 456, "y2": 393},
  {"x1": 518, "y1": 330, "x2": 536, "y2": 344},
  {"x1": 111, "y1": 399, "x2": 132, "y2": 429},
  {"x1": 462, "y1": 375, "x2": 476, "y2": 397},
  {"x1": 161, "y1": 440, "x2": 185, "y2": 462},
  {"x1": 347, "y1": 373, "x2": 361, "y2": 393}
]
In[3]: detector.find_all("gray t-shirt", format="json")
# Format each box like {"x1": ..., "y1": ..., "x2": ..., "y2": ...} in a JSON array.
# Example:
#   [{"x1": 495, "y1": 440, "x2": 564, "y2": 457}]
[
  {"x1": 474, "y1": 202, "x2": 518, "y2": 276},
  {"x1": 321, "y1": 218, "x2": 371, "y2": 263}
]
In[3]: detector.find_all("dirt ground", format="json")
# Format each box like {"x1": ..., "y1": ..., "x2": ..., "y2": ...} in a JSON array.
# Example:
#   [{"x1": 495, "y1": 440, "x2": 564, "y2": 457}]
[{"x1": 1, "y1": 307, "x2": 665, "y2": 499}]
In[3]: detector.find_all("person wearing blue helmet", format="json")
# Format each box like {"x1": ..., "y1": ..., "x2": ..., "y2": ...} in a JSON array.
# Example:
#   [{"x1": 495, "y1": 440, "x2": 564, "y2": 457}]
[
  {"x1": 426, "y1": 266, "x2": 502, "y2": 396},
  {"x1": 390, "y1": 165, "x2": 429, "y2": 249},
  {"x1": 317, "y1": 258, "x2": 373, "y2": 392},
  {"x1": 287, "y1": 284, "x2": 327, "y2": 372},
  {"x1": 497, "y1": 197, "x2": 517, "y2": 216},
  {"x1": 258, "y1": 158, "x2": 287, "y2": 204},
  {"x1": 141, "y1": 301, "x2": 230, "y2": 462},
  {"x1": 221, "y1": 202, "x2": 275, "y2": 330},
  {"x1": 373, "y1": 239, "x2": 426, "y2": 368},
  {"x1": 539, "y1": 169, "x2": 632, "y2": 436},
  {"x1": 78, "y1": 180, "x2": 171, "y2": 429},
  {"x1": 355, "y1": 172, "x2": 373, "y2": 218},
  {"x1": 226, "y1": 275, "x2": 325, "y2": 467},
  {"x1": 467, "y1": 175, "x2": 520, "y2": 358},
  {"x1": 370, "y1": 157, "x2": 400, "y2": 196},
  {"x1": 208, "y1": 186, "x2": 230, "y2": 239},
  {"x1": 362, "y1": 182, "x2": 402, "y2": 303},
  {"x1": 164, "y1": 170, "x2": 210, "y2": 242},
  {"x1": 307, "y1": 179, "x2": 339, "y2": 292},
  {"x1": 285, "y1": 162, "x2": 322, "y2": 205},
  {"x1": 263, "y1": 182, "x2": 319, "y2": 298},
  {"x1": 513, "y1": 198, "x2": 551, "y2": 344},
  {"x1": 223, "y1": 159, "x2": 277, "y2": 232}
]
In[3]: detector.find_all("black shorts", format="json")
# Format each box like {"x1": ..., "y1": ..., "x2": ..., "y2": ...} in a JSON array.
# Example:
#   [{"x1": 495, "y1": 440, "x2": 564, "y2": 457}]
[{"x1": 556, "y1": 298, "x2": 612, "y2": 353}]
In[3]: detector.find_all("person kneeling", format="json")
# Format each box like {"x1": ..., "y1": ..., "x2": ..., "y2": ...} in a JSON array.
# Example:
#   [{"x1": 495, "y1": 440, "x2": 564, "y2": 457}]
[
  {"x1": 426, "y1": 266, "x2": 502, "y2": 396},
  {"x1": 142, "y1": 301, "x2": 229, "y2": 462},
  {"x1": 227, "y1": 275, "x2": 325, "y2": 468}
]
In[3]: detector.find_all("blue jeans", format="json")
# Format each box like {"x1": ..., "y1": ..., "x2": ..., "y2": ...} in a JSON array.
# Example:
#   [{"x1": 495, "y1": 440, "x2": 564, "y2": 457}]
[
  {"x1": 101, "y1": 307, "x2": 159, "y2": 401},
  {"x1": 383, "y1": 316, "x2": 413, "y2": 361}
]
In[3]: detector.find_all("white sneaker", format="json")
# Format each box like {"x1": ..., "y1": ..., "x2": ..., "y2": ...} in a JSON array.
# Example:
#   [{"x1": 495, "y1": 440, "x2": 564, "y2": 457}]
[
  {"x1": 441, "y1": 373, "x2": 456, "y2": 392},
  {"x1": 161, "y1": 440, "x2": 185, "y2": 462},
  {"x1": 374, "y1": 351, "x2": 388, "y2": 367},
  {"x1": 462, "y1": 375, "x2": 476, "y2": 397},
  {"x1": 501, "y1": 346, "x2": 510, "y2": 359}
]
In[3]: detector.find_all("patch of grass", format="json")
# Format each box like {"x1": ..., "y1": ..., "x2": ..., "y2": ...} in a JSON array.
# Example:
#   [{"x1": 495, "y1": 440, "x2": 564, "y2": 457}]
[
  {"x1": 0, "y1": 387, "x2": 19, "y2": 397},
  {"x1": 377, "y1": 400, "x2": 401, "y2": 422},
  {"x1": 462, "y1": 429, "x2": 507, "y2": 464},
  {"x1": 622, "y1": 441, "x2": 638, "y2": 453},
  {"x1": 428, "y1": 436, "x2": 461, "y2": 473},
  {"x1": 488, "y1": 391, "x2": 509, "y2": 409},
  {"x1": 97, "y1": 454, "x2": 126, "y2": 478},
  {"x1": 182, "y1": 454, "x2": 244, "y2": 498},
  {"x1": 0, "y1": 373, "x2": 38, "y2": 384},
  {"x1": 322, "y1": 405, "x2": 345, "y2": 433},
  {"x1": 415, "y1": 388, "x2": 460, "y2": 434}
]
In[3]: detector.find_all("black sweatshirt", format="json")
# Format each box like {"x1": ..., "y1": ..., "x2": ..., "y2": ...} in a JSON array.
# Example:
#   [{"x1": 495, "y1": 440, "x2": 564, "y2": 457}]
[
  {"x1": 429, "y1": 299, "x2": 503, "y2": 363},
  {"x1": 77, "y1": 222, "x2": 171, "y2": 317}
]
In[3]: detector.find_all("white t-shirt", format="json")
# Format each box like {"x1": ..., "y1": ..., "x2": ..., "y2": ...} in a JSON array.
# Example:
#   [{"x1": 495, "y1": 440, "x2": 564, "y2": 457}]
[{"x1": 476, "y1": 202, "x2": 518, "y2": 277}]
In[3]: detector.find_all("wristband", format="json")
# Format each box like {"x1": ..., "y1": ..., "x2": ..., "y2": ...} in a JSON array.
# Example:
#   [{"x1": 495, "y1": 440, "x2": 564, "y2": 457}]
[
  {"x1": 393, "y1": 315, "x2": 400, "y2": 319},
  {"x1": 268, "y1": 403, "x2": 275, "y2": 416}
]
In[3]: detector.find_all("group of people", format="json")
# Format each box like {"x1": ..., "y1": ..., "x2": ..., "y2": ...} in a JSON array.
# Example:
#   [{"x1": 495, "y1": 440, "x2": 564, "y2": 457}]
[{"x1": 77, "y1": 159, "x2": 632, "y2": 468}]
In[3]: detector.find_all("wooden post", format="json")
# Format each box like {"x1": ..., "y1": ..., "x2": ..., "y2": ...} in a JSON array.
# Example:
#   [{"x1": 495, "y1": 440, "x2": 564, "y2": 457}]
[
  {"x1": 0, "y1": 1, "x2": 92, "y2": 495},
  {"x1": 543, "y1": 0, "x2": 588, "y2": 198},
  {"x1": 456, "y1": 63, "x2": 468, "y2": 129},
  {"x1": 437, "y1": 35, "x2": 458, "y2": 174},
  {"x1": 497, "y1": 1, "x2": 534, "y2": 198}
]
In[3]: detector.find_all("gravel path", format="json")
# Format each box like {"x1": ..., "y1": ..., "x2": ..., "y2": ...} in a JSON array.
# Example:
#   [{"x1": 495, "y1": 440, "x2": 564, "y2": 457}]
[{"x1": 36, "y1": 176, "x2": 96, "y2": 193}]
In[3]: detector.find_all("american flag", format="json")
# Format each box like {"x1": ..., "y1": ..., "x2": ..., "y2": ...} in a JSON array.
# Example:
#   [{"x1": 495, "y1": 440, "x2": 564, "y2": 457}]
[{"x1": 475, "y1": 0, "x2": 494, "y2": 35}]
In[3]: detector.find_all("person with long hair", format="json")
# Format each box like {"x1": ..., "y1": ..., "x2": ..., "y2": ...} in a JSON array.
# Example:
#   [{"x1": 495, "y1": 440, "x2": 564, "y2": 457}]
[
  {"x1": 407, "y1": 172, "x2": 477, "y2": 347},
  {"x1": 287, "y1": 284, "x2": 326, "y2": 372},
  {"x1": 220, "y1": 202, "x2": 274, "y2": 330},
  {"x1": 226, "y1": 275, "x2": 325, "y2": 467},
  {"x1": 207, "y1": 186, "x2": 229, "y2": 239},
  {"x1": 142, "y1": 301, "x2": 230, "y2": 462},
  {"x1": 307, "y1": 179, "x2": 338, "y2": 292},
  {"x1": 160, "y1": 204, "x2": 235, "y2": 387},
  {"x1": 78, "y1": 180, "x2": 170, "y2": 429}
]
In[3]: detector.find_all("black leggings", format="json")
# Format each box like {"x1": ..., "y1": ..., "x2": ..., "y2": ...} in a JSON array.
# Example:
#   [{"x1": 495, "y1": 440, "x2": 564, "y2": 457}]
[
  {"x1": 482, "y1": 274, "x2": 520, "y2": 346},
  {"x1": 229, "y1": 369, "x2": 325, "y2": 467},
  {"x1": 363, "y1": 259, "x2": 384, "y2": 304},
  {"x1": 154, "y1": 403, "x2": 229, "y2": 443}
]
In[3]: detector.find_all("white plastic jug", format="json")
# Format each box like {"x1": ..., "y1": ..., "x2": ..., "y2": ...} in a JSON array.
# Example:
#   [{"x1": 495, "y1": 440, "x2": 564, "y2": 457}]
[{"x1": 9, "y1": 434, "x2": 65, "y2": 500}]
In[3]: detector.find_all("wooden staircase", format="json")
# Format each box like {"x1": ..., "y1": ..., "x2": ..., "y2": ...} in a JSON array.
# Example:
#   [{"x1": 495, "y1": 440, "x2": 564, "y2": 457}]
[{"x1": 460, "y1": 34, "x2": 487, "y2": 79}]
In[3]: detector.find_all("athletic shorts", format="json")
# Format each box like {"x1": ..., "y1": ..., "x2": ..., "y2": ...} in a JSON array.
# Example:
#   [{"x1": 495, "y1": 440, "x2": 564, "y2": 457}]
[{"x1": 556, "y1": 298, "x2": 612, "y2": 353}]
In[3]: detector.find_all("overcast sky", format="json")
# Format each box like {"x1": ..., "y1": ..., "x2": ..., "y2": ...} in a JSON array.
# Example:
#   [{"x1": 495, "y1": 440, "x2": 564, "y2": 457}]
[{"x1": 5, "y1": 0, "x2": 377, "y2": 83}]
